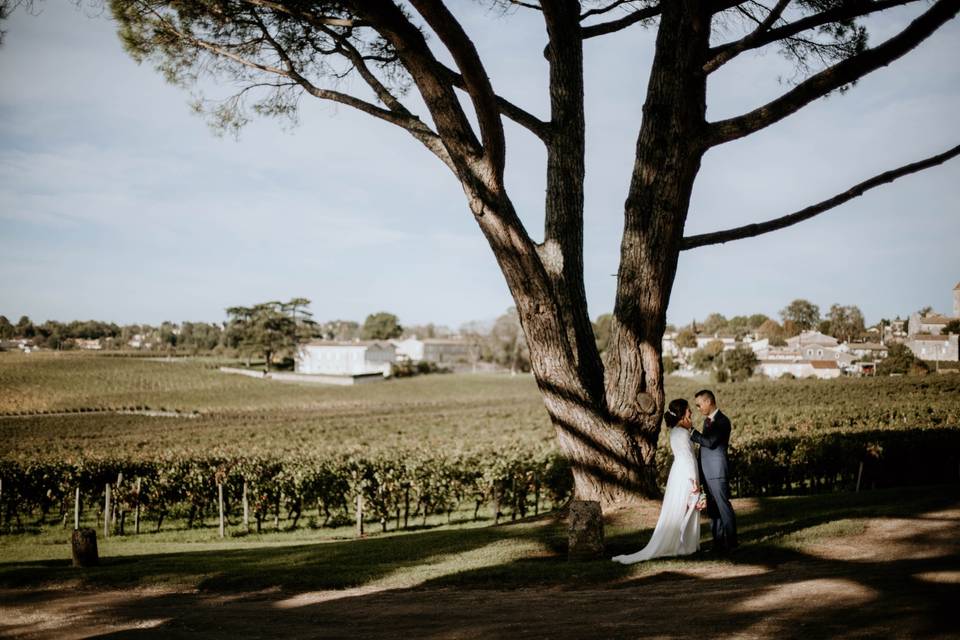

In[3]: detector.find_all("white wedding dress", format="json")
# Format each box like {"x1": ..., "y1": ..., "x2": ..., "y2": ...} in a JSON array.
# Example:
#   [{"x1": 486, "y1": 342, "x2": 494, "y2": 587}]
[{"x1": 612, "y1": 427, "x2": 701, "y2": 563}]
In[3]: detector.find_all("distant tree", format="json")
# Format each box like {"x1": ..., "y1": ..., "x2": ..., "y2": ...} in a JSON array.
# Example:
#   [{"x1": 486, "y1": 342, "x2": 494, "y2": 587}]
[
  {"x1": 281, "y1": 297, "x2": 320, "y2": 341},
  {"x1": 226, "y1": 300, "x2": 301, "y2": 370},
  {"x1": 918, "y1": 305, "x2": 934, "y2": 316},
  {"x1": 663, "y1": 355, "x2": 677, "y2": 375},
  {"x1": 15, "y1": 315, "x2": 34, "y2": 338},
  {"x1": 717, "y1": 345, "x2": 759, "y2": 382},
  {"x1": 827, "y1": 304, "x2": 866, "y2": 343},
  {"x1": 818, "y1": 319, "x2": 833, "y2": 335},
  {"x1": 319, "y1": 319, "x2": 361, "y2": 341},
  {"x1": 726, "y1": 314, "x2": 765, "y2": 339},
  {"x1": 492, "y1": 307, "x2": 529, "y2": 374},
  {"x1": 701, "y1": 313, "x2": 728, "y2": 336},
  {"x1": 593, "y1": 313, "x2": 613, "y2": 354},
  {"x1": 361, "y1": 312, "x2": 403, "y2": 340},
  {"x1": 944, "y1": 319, "x2": 960, "y2": 335},
  {"x1": 877, "y1": 343, "x2": 929, "y2": 376},
  {"x1": 691, "y1": 339, "x2": 725, "y2": 372},
  {"x1": 0, "y1": 315, "x2": 13, "y2": 340},
  {"x1": 179, "y1": 322, "x2": 223, "y2": 352},
  {"x1": 404, "y1": 323, "x2": 455, "y2": 339},
  {"x1": 784, "y1": 319, "x2": 805, "y2": 338},
  {"x1": 675, "y1": 329, "x2": 697, "y2": 350},
  {"x1": 756, "y1": 319, "x2": 786, "y2": 346},
  {"x1": 780, "y1": 299, "x2": 821, "y2": 332},
  {"x1": 159, "y1": 321, "x2": 178, "y2": 349}
]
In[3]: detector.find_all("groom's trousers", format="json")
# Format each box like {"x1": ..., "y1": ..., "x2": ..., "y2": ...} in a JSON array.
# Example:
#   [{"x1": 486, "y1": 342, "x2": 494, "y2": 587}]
[{"x1": 704, "y1": 476, "x2": 737, "y2": 549}]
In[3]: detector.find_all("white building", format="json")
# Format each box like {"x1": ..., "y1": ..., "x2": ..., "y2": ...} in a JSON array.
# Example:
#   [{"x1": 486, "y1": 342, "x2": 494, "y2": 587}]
[
  {"x1": 905, "y1": 334, "x2": 959, "y2": 363},
  {"x1": 694, "y1": 335, "x2": 738, "y2": 351},
  {"x1": 785, "y1": 331, "x2": 839, "y2": 349},
  {"x1": 295, "y1": 341, "x2": 396, "y2": 377},
  {"x1": 758, "y1": 359, "x2": 841, "y2": 379},
  {"x1": 847, "y1": 342, "x2": 889, "y2": 360},
  {"x1": 908, "y1": 313, "x2": 953, "y2": 336},
  {"x1": 392, "y1": 336, "x2": 471, "y2": 364},
  {"x1": 74, "y1": 338, "x2": 103, "y2": 350}
]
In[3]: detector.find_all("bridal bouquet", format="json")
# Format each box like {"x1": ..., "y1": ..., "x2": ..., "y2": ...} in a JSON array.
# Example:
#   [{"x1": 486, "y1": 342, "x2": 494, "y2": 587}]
[{"x1": 690, "y1": 488, "x2": 708, "y2": 512}]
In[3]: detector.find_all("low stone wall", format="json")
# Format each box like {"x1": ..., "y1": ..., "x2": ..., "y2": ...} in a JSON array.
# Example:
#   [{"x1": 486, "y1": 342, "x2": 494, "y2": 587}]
[
  {"x1": 219, "y1": 367, "x2": 385, "y2": 386},
  {"x1": 269, "y1": 371, "x2": 386, "y2": 386},
  {"x1": 218, "y1": 367, "x2": 266, "y2": 379}
]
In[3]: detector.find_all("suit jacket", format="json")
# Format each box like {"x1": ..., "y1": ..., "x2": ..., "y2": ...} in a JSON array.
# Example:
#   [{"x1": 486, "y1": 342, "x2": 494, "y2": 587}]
[{"x1": 690, "y1": 410, "x2": 731, "y2": 480}]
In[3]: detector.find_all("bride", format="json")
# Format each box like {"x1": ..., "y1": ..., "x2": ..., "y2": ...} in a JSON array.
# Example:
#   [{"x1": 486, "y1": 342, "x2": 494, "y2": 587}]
[{"x1": 612, "y1": 398, "x2": 704, "y2": 564}]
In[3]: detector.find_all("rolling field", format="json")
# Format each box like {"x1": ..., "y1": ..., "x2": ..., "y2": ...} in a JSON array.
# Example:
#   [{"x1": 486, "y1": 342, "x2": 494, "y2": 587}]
[{"x1": 2, "y1": 351, "x2": 959, "y2": 459}]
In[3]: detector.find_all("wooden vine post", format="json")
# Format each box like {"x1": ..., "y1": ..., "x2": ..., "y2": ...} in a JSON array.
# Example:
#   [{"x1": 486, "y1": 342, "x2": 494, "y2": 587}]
[
  {"x1": 134, "y1": 477, "x2": 141, "y2": 535},
  {"x1": 74, "y1": 487, "x2": 80, "y2": 530},
  {"x1": 355, "y1": 493, "x2": 364, "y2": 537},
  {"x1": 242, "y1": 481, "x2": 249, "y2": 532},
  {"x1": 103, "y1": 483, "x2": 111, "y2": 538},
  {"x1": 218, "y1": 482, "x2": 225, "y2": 538}
]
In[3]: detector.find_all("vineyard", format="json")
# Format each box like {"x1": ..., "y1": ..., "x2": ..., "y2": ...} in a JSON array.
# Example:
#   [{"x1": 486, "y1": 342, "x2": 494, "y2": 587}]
[{"x1": 0, "y1": 352, "x2": 958, "y2": 537}]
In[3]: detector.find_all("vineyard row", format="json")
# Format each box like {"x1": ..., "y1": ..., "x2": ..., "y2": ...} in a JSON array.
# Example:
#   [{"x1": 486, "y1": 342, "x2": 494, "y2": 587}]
[{"x1": 2, "y1": 427, "x2": 958, "y2": 534}]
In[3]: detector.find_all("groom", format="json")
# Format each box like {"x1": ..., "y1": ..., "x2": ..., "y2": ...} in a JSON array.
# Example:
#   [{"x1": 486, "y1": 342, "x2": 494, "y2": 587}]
[{"x1": 690, "y1": 389, "x2": 738, "y2": 553}]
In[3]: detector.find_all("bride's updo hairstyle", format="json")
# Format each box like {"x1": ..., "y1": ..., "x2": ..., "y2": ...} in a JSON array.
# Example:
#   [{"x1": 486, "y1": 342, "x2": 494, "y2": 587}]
[{"x1": 663, "y1": 398, "x2": 689, "y2": 428}]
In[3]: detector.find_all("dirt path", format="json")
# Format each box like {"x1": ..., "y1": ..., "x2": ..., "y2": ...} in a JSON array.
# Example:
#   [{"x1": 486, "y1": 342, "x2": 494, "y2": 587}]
[{"x1": 2, "y1": 503, "x2": 957, "y2": 639}]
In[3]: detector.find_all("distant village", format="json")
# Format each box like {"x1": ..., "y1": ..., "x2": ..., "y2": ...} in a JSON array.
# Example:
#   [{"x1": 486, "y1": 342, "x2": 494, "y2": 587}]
[
  {"x1": 2, "y1": 282, "x2": 958, "y2": 385},
  {"x1": 664, "y1": 282, "x2": 960, "y2": 380}
]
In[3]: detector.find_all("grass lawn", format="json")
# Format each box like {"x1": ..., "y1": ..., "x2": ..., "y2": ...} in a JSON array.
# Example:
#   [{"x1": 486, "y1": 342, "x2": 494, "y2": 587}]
[{"x1": 0, "y1": 485, "x2": 954, "y2": 593}]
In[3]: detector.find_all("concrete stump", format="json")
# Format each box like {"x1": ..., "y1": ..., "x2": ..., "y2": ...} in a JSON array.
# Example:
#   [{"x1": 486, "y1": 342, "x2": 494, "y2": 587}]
[
  {"x1": 71, "y1": 527, "x2": 99, "y2": 567},
  {"x1": 568, "y1": 500, "x2": 604, "y2": 560}
]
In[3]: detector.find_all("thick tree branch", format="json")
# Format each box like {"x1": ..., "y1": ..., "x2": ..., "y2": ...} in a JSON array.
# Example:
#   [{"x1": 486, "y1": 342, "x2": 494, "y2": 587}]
[
  {"x1": 580, "y1": 0, "x2": 747, "y2": 39},
  {"x1": 581, "y1": 3, "x2": 661, "y2": 38},
  {"x1": 581, "y1": 0, "x2": 642, "y2": 20},
  {"x1": 239, "y1": 0, "x2": 370, "y2": 28},
  {"x1": 708, "y1": 0, "x2": 960, "y2": 146},
  {"x1": 681, "y1": 143, "x2": 960, "y2": 250},
  {"x1": 437, "y1": 63, "x2": 550, "y2": 142},
  {"x1": 539, "y1": 0, "x2": 605, "y2": 406},
  {"x1": 704, "y1": 0, "x2": 790, "y2": 73},
  {"x1": 350, "y1": 1, "x2": 488, "y2": 183},
  {"x1": 409, "y1": 0, "x2": 506, "y2": 181},
  {"x1": 706, "y1": 0, "x2": 922, "y2": 73},
  {"x1": 145, "y1": 3, "x2": 454, "y2": 170}
]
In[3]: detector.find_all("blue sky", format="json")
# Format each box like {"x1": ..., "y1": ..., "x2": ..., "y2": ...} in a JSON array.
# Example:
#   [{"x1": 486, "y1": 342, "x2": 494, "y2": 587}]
[{"x1": 1, "y1": 2, "x2": 958, "y2": 330}]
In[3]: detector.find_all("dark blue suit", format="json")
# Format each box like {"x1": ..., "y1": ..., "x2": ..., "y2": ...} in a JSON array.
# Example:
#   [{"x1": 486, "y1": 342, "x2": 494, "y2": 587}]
[{"x1": 690, "y1": 411, "x2": 737, "y2": 550}]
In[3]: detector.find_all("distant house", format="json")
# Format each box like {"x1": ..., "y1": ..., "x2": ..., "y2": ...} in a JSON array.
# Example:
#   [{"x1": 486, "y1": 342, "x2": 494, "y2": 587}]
[
  {"x1": 907, "y1": 281, "x2": 960, "y2": 336},
  {"x1": 908, "y1": 313, "x2": 952, "y2": 336},
  {"x1": 757, "y1": 359, "x2": 840, "y2": 379},
  {"x1": 744, "y1": 338, "x2": 769, "y2": 354},
  {"x1": 796, "y1": 345, "x2": 855, "y2": 368},
  {"x1": 392, "y1": 336, "x2": 471, "y2": 364},
  {"x1": 74, "y1": 338, "x2": 103, "y2": 350},
  {"x1": 808, "y1": 360, "x2": 843, "y2": 379},
  {"x1": 662, "y1": 332, "x2": 679, "y2": 358},
  {"x1": 694, "y1": 335, "x2": 738, "y2": 351},
  {"x1": 785, "y1": 331, "x2": 839, "y2": 349},
  {"x1": 762, "y1": 348, "x2": 803, "y2": 361},
  {"x1": 847, "y1": 342, "x2": 889, "y2": 360},
  {"x1": 905, "y1": 334, "x2": 959, "y2": 363},
  {"x1": 295, "y1": 341, "x2": 396, "y2": 378}
]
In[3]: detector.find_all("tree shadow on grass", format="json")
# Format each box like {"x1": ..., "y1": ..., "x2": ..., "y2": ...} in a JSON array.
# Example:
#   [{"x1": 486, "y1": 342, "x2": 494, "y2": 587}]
[
  {"x1": 1, "y1": 487, "x2": 957, "y2": 639},
  {"x1": 0, "y1": 511, "x2": 563, "y2": 593}
]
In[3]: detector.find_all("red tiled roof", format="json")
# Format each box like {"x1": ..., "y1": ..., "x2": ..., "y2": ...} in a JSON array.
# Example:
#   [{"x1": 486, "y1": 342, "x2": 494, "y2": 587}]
[{"x1": 810, "y1": 360, "x2": 839, "y2": 369}]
